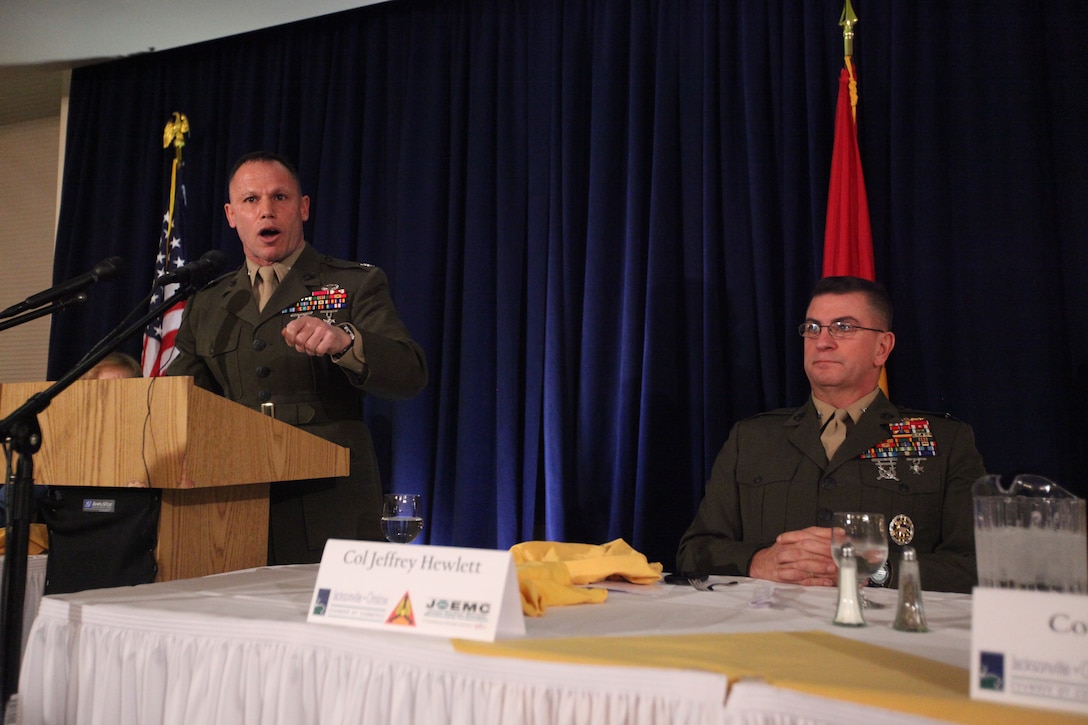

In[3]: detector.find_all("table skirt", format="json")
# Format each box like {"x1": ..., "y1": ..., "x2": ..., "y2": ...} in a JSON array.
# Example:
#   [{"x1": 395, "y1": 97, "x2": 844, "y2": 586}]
[{"x1": 18, "y1": 592, "x2": 728, "y2": 725}]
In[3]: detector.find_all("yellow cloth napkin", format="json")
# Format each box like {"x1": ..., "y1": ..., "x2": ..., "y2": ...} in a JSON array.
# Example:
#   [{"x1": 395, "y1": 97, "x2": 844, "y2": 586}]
[
  {"x1": 510, "y1": 538, "x2": 663, "y2": 617},
  {"x1": 454, "y1": 630, "x2": 1084, "y2": 725},
  {"x1": 515, "y1": 560, "x2": 608, "y2": 617},
  {"x1": 0, "y1": 523, "x2": 49, "y2": 556}
]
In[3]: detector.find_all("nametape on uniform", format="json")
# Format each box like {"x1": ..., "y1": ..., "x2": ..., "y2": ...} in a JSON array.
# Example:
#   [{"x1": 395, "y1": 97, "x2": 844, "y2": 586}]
[
  {"x1": 970, "y1": 588, "x2": 1088, "y2": 715},
  {"x1": 307, "y1": 539, "x2": 525, "y2": 641}
]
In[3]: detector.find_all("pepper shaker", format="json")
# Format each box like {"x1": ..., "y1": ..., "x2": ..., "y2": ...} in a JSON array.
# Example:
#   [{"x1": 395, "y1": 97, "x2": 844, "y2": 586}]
[{"x1": 893, "y1": 546, "x2": 929, "y2": 632}]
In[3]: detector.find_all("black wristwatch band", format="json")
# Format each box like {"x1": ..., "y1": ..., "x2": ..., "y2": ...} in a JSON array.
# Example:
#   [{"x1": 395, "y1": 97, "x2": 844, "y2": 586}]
[{"x1": 330, "y1": 323, "x2": 355, "y2": 361}]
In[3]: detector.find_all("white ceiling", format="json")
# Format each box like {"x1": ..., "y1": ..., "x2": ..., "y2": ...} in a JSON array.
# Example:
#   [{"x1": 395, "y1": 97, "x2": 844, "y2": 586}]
[
  {"x1": 0, "y1": 1, "x2": 388, "y2": 66},
  {"x1": 0, "y1": 0, "x2": 389, "y2": 125}
]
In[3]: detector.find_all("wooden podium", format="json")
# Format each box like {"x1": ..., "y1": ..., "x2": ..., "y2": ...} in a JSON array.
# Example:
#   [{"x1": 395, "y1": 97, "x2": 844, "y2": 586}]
[{"x1": 0, "y1": 377, "x2": 349, "y2": 581}]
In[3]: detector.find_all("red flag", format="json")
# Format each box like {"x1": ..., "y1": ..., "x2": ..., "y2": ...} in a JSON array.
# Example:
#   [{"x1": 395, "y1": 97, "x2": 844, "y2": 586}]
[
  {"x1": 823, "y1": 63, "x2": 873, "y2": 279},
  {"x1": 823, "y1": 60, "x2": 888, "y2": 394}
]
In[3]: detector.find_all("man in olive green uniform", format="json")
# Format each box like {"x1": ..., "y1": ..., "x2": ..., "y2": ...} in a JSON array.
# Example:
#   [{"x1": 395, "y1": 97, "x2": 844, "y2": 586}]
[
  {"x1": 168, "y1": 152, "x2": 427, "y2": 564},
  {"x1": 677, "y1": 277, "x2": 984, "y2": 593}
]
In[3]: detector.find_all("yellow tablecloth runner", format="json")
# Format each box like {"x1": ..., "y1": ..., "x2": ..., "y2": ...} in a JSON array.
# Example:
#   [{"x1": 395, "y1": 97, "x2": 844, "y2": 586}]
[{"x1": 454, "y1": 630, "x2": 1083, "y2": 724}]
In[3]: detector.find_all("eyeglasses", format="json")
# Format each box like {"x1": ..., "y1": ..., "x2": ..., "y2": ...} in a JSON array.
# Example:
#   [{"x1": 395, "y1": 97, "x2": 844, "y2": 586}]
[{"x1": 798, "y1": 321, "x2": 887, "y2": 339}]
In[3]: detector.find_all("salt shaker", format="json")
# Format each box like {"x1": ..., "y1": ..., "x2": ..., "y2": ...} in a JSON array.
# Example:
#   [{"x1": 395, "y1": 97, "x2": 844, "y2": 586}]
[
  {"x1": 833, "y1": 542, "x2": 866, "y2": 627},
  {"x1": 893, "y1": 546, "x2": 929, "y2": 632}
]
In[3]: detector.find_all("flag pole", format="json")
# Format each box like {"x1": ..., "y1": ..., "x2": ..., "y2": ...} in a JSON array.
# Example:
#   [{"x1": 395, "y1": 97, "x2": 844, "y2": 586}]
[
  {"x1": 142, "y1": 112, "x2": 192, "y2": 377},
  {"x1": 162, "y1": 112, "x2": 189, "y2": 243},
  {"x1": 840, "y1": 0, "x2": 859, "y2": 120},
  {"x1": 828, "y1": 1, "x2": 888, "y2": 396},
  {"x1": 840, "y1": 0, "x2": 857, "y2": 57}
]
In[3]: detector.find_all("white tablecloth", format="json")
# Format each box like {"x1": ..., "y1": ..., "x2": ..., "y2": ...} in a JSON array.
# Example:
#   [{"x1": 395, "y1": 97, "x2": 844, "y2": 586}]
[
  {"x1": 0, "y1": 554, "x2": 47, "y2": 657},
  {"x1": 16, "y1": 566, "x2": 979, "y2": 725}
]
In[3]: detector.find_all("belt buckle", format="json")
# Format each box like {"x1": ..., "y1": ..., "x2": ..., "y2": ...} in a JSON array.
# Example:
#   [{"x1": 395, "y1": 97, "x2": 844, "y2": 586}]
[{"x1": 260, "y1": 402, "x2": 275, "y2": 418}]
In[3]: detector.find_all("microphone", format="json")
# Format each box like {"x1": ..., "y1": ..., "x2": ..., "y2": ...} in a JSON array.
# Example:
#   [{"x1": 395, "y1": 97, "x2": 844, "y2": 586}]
[
  {"x1": 0, "y1": 256, "x2": 125, "y2": 319},
  {"x1": 154, "y1": 250, "x2": 228, "y2": 288}
]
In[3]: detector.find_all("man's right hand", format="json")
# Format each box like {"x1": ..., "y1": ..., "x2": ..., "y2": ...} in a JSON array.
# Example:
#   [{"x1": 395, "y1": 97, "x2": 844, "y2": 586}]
[{"x1": 748, "y1": 526, "x2": 837, "y2": 586}]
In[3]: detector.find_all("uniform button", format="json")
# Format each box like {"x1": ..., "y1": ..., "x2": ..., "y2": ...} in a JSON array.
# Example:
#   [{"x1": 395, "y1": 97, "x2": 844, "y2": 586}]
[
  {"x1": 820, "y1": 478, "x2": 836, "y2": 491},
  {"x1": 258, "y1": 389, "x2": 272, "y2": 402},
  {"x1": 898, "y1": 483, "x2": 910, "y2": 494},
  {"x1": 256, "y1": 366, "x2": 271, "y2": 378},
  {"x1": 752, "y1": 476, "x2": 763, "y2": 485},
  {"x1": 253, "y1": 339, "x2": 266, "y2": 351},
  {"x1": 817, "y1": 508, "x2": 833, "y2": 523}
]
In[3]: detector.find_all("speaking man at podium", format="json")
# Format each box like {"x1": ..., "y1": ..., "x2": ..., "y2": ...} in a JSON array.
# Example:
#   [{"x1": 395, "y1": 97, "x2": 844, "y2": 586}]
[{"x1": 167, "y1": 151, "x2": 427, "y2": 564}]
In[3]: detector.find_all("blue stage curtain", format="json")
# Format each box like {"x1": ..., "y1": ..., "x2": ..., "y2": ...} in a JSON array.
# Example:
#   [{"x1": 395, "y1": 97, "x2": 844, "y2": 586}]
[{"x1": 45, "y1": 0, "x2": 1088, "y2": 568}]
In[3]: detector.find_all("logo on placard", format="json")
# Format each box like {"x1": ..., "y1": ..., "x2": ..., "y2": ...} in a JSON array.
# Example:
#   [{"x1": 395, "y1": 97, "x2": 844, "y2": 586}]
[
  {"x1": 979, "y1": 651, "x2": 1005, "y2": 691},
  {"x1": 82, "y1": 498, "x2": 116, "y2": 513},
  {"x1": 422, "y1": 598, "x2": 492, "y2": 629},
  {"x1": 425, "y1": 599, "x2": 491, "y2": 616},
  {"x1": 386, "y1": 591, "x2": 416, "y2": 626},
  {"x1": 312, "y1": 588, "x2": 331, "y2": 616}
]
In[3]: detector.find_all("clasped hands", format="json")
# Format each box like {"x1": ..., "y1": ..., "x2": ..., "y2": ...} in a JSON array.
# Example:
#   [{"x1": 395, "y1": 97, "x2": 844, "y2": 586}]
[
  {"x1": 282, "y1": 316, "x2": 352, "y2": 358},
  {"x1": 748, "y1": 526, "x2": 838, "y2": 587}
]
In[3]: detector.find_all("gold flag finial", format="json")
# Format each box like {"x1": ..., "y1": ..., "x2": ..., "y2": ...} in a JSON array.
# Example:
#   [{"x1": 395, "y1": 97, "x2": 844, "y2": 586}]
[
  {"x1": 162, "y1": 112, "x2": 190, "y2": 159},
  {"x1": 161, "y1": 113, "x2": 190, "y2": 243},
  {"x1": 839, "y1": 0, "x2": 859, "y2": 58}
]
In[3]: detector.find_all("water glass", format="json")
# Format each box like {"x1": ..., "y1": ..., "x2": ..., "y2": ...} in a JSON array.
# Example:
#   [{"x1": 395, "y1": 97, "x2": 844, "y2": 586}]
[
  {"x1": 831, "y1": 512, "x2": 889, "y2": 608},
  {"x1": 381, "y1": 493, "x2": 424, "y2": 544}
]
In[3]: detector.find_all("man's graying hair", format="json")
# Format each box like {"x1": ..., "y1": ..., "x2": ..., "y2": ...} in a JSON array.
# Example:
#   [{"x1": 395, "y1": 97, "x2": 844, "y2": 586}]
[{"x1": 811, "y1": 276, "x2": 893, "y2": 331}]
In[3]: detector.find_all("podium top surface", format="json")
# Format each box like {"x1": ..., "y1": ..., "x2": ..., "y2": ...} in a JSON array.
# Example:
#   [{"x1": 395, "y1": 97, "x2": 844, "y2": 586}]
[{"x1": 0, "y1": 377, "x2": 349, "y2": 488}]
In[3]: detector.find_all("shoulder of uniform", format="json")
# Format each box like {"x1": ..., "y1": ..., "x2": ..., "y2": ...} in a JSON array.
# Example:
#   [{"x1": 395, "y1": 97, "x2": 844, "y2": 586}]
[
  {"x1": 319, "y1": 255, "x2": 375, "y2": 272},
  {"x1": 194, "y1": 269, "x2": 241, "y2": 295},
  {"x1": 746, "y1": 406, "x2": 807, "y2": 423},
  {"x1": 891, "y1": 406, "x2": 972, "y2": 426}
]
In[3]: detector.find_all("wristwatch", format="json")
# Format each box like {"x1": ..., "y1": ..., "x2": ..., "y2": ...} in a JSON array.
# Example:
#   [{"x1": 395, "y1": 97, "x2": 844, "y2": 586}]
[
  {"x1": 869, "y1": 561, "x2": 891, "y2": 587},
  {"x1": 330, "y1": 323, "x2": 355, "y2": 361}
]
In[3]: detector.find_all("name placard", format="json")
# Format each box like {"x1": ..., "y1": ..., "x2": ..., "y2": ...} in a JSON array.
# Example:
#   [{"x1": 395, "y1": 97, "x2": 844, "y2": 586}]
[
  {"x1": 307, "y1": 540, "x2": 525, "y2": 641},
  {"x1": 971, "y1": 588, "x2": 1088, "y2": 715}
]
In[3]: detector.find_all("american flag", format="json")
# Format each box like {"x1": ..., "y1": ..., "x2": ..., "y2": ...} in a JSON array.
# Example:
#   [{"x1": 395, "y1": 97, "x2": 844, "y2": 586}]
[{"x1": 141, "y1": 158, "x2": 189, "y2": 377}]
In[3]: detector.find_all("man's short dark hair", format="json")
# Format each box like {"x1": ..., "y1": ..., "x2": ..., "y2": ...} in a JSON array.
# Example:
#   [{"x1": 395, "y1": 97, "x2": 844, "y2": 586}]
[
  {"x1": 811, "y1": 276, "x2": 893, "y2": 330},
  {"x1": 226, "y1": 151, "x2": 302, "y2": 195}
]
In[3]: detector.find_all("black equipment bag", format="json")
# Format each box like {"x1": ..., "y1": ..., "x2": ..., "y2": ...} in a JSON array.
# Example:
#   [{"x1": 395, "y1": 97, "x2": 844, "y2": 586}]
[{"x1": 40, "y1": 486, "x2": 160, "y2": 594}]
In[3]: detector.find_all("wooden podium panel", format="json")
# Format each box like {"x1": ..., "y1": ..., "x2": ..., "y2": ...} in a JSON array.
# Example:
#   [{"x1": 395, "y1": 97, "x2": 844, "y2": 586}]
[
  {"x1": 0, "y1": 377, "x2": 349, "y2": 580},
  {"x1": 156, "y1": 484, "x2": 272, "y2": 581}
]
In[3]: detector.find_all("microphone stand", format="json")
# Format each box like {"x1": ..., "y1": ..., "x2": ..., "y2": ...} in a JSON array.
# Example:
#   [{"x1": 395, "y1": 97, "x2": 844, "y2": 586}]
[
  {"x1": 0, "y1": 293, "x2": 90, "y2": 700},
  {"x1": 0, "y1": 294, "x2": 87, "y2": 333},
  {"x1": 0, "y1": 283, "x2": 197, "y2": 713}
]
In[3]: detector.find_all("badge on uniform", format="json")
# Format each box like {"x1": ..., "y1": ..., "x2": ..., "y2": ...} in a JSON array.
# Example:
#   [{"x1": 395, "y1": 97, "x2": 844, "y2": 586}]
[
  {"x1": 283, "y1": 284, "x2": 349, "y2": 323},
  {"x1": 889, "y1": 513, "x2": 915, "y2": 545}
]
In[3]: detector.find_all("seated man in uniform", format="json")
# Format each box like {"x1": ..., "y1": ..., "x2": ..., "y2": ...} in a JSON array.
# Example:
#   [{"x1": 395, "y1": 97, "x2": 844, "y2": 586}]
[{"x1": 677, "y1": 276, "x2": 985, "y2": 593}]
